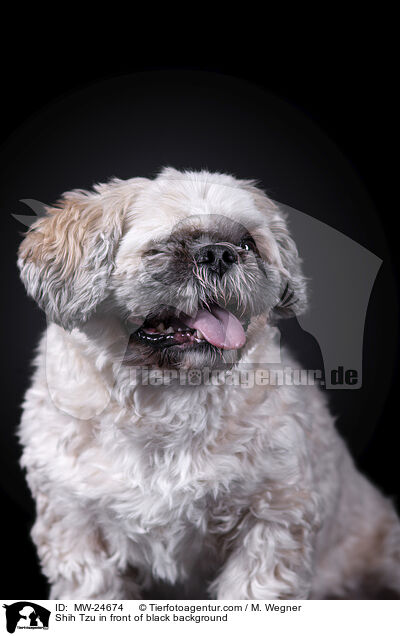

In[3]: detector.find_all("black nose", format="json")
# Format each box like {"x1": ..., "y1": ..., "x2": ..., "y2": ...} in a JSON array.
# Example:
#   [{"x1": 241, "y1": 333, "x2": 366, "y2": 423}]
[{"x1": 194, "y1": 243, "x2": 238, "y2": 277}]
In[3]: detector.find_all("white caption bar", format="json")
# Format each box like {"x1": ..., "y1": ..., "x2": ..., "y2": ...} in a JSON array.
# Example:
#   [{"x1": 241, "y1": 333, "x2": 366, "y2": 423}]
[{"x1": 1, "y1": 600, "x2": 398, "y2": 635}]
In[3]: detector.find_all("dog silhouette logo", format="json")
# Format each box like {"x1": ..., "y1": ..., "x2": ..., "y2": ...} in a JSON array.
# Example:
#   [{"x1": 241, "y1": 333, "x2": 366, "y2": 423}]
[{"x1": 2, "y1": 602, "x2": 50, "y2": 633}]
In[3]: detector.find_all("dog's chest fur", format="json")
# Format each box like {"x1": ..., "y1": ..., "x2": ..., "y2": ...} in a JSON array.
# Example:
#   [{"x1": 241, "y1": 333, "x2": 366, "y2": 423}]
[
  {"x1": 85, "y1": 382, "x2": 271, "y2": 582},
  {"x1": 21, "y1": 326, "x2": 316, "y2": 588}
]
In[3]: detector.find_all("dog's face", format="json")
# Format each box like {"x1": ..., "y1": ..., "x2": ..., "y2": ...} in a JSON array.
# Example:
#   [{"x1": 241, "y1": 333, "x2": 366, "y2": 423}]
[{"x1": 18, "y1": 168, "x2": 307, "y2": 371}]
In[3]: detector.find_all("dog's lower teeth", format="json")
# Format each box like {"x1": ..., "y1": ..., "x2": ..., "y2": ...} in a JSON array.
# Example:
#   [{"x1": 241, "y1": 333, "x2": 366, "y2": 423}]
[
  {"x1": 166, "y1": 326, "x2": 174, "y2": 333},
  {"x1": 196, "y1": 330, "x2": 204, "y2": 339}
]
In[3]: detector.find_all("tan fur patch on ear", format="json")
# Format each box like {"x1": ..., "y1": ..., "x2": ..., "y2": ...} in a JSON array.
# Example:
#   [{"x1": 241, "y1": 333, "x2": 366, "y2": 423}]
[
  {"x1": 18, "y1": 177, "x2": 149, "y2": 328},
  {"x1": 19, "y1": 195, "x2": 110, "y2": 278}
]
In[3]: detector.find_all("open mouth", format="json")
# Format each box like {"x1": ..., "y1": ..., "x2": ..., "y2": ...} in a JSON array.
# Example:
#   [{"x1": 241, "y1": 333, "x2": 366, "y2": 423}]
[{"x1": 130, "y1": 304, "x2": 247, "y2": 351}]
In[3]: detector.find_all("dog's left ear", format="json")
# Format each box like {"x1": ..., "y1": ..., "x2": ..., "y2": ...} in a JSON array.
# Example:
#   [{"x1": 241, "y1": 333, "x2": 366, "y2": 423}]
[
  {"x1": 240, "y1": 181, "x2": 308, "y2": 318},
  {"x1": 18, "y1": 178, "x2": 148, "y2": 330}
]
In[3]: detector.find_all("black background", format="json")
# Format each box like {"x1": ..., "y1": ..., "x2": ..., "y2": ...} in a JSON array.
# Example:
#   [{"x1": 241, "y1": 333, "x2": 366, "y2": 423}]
[{"x1": 0, "y1": 41, "x2": 398, "y2": 600}]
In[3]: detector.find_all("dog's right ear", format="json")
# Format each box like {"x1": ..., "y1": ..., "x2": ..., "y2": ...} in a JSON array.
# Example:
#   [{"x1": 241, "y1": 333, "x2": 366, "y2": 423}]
[
  {"x1": 239, "y1": 180, "x2": 308, "y2": 318},
  {"x1": 18, "y1": 178, "x2": 148, "y2": 330}
]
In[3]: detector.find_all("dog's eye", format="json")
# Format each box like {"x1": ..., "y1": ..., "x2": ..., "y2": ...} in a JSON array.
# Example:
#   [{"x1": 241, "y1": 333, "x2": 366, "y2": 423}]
[{"x1": 238, "y1": 236, "x2": 257, "y2": 252}]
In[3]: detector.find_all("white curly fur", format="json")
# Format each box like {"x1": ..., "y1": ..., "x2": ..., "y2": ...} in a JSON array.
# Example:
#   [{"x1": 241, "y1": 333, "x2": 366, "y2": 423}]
[{"x1": 18, "y1": 168, "x2": 400, "y2": 599}]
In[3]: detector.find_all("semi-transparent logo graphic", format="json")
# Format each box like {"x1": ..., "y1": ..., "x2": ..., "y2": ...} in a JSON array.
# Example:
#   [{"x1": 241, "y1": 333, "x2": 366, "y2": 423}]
[{"x1": 15, "y1": 187, "x2": 381, "y2": 420}]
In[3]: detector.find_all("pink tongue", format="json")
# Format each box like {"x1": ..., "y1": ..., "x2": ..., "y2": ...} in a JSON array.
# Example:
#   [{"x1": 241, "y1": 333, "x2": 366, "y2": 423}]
[{"x1": 181, "y1": 306, "x2": 246, "y2": 350}]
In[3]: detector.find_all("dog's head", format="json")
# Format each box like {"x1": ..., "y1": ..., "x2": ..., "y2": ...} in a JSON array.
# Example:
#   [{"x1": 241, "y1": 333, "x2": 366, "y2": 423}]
[{"x1": 18, "y1": 168, "x2": 307, "y2": 370}]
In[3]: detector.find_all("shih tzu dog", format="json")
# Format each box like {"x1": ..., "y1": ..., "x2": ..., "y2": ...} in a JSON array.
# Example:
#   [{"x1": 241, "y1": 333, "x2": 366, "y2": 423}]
[{"x1": 18, "y1": 168, "x2": 400, "y2": 599}]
